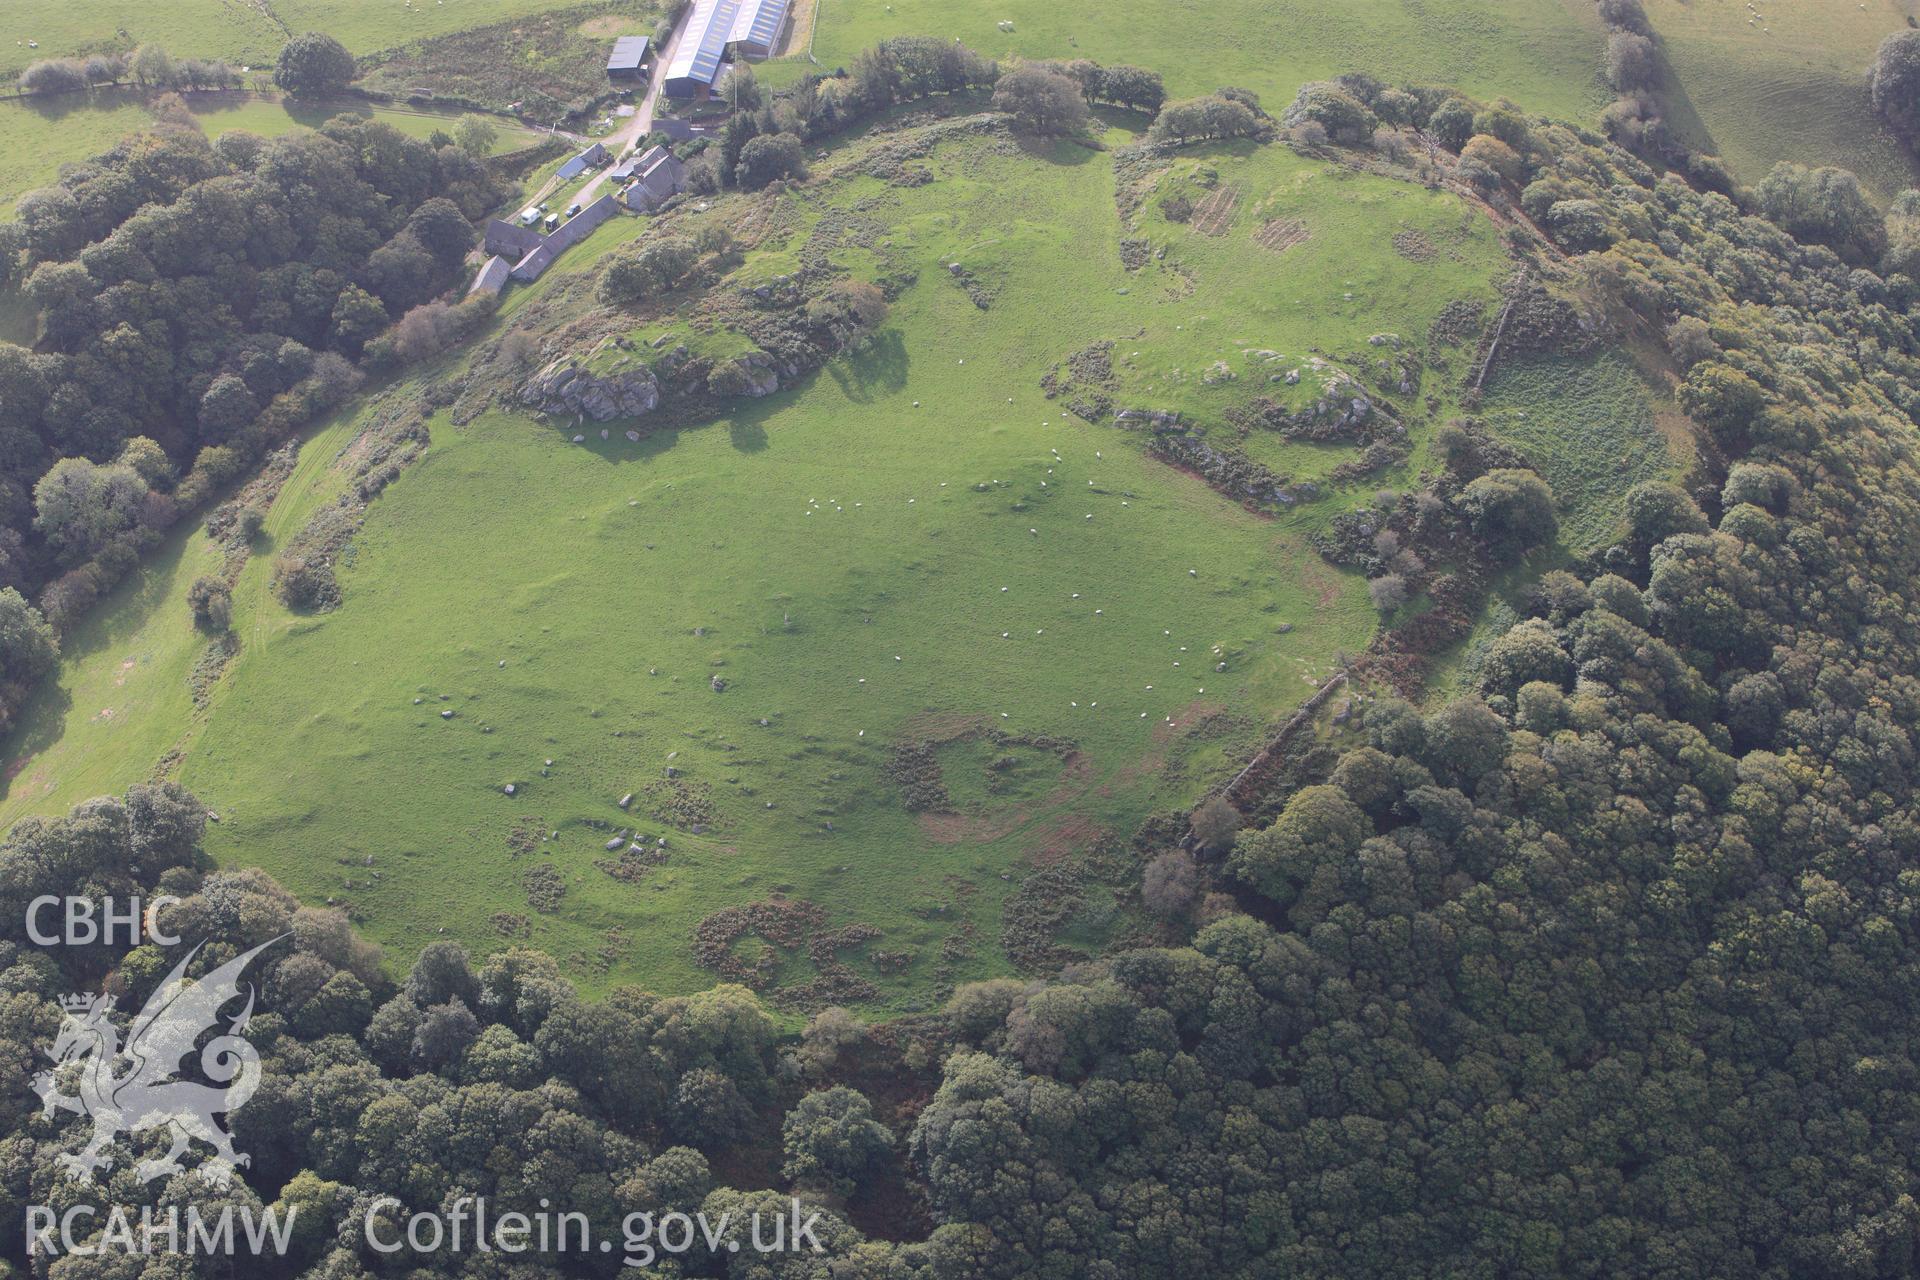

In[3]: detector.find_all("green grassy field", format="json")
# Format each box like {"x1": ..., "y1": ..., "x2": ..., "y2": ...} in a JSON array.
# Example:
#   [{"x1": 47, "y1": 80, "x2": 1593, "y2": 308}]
[
  {"x1": 0, "y1": 112, "x2": 1510, "y2": 1009},
  {"x1": 1482, "y1": 349, "x2": 1685, "y2": 551},
  {"x1": 1, "y1": 0, "x2": 625, "y2": 78},
  {"x1": 798, "y1": 0, "x2": 1612, "y2": 122},
  {"x1": 0, "y1": 91, "x2": 157, "y2": 210},
  {"x1": 1645, "y1": 0, "x2": 1920, "y2": 199},
  {"x1": 0, "y1": 90, "x2": 540, "y2": 210}
]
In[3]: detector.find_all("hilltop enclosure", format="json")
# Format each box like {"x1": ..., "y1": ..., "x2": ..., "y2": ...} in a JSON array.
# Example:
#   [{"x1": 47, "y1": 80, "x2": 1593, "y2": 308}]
[{"x1": 1, "y1": 101, "x2": 1514, "y2": 1009}]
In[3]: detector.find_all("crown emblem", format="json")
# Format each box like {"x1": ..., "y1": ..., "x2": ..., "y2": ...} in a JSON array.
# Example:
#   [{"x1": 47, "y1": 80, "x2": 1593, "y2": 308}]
[{"x1": 59, "y1": 992, "x2": 99, "y2": 1012}]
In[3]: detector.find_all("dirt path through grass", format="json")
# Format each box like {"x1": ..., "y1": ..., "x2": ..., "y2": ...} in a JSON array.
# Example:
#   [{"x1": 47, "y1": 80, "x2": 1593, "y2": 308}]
[{"x1": 573, "y1": 3, "x2": 694, "y2": 206}]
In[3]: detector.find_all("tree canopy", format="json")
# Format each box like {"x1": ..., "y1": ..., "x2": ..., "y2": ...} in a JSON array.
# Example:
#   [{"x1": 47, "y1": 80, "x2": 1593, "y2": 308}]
[
  {"x1": 274, "y1": 32, "x2": 357, "y2": 98},
  {"x1": 991, "y1": 66, "x2": 1092, "y2": 137}
]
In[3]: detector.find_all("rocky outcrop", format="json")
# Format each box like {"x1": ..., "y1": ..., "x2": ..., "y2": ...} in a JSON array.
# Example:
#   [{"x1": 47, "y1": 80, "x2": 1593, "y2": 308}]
[
  {"x1": 707, "y1": 351, "x2": 784, "y2": 399},
  {"x1": 519, "y1": 358, "x2": 661, "y2": 421},
  {"x1": 1239, "y1": 369, "x2": 1401, "y2": 445},
  {"x1": 732, "y1": 352, "x2": 782, "y2": 397},
  {"x1": 1148, "y1": 430, "x2": 1318, "y2": 510},
  {"x1": 1113, "y1": 407, "x2": 1184, "y2": 431},
  {"x1": 739, "y1": 275, "x2": 803, "y2": 308}
]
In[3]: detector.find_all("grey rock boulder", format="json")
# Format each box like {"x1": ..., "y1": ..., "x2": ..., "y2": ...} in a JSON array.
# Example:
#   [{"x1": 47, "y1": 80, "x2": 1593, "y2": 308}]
[{"x1": 520, "y1": 357, "x2": 661, "y2": 422}]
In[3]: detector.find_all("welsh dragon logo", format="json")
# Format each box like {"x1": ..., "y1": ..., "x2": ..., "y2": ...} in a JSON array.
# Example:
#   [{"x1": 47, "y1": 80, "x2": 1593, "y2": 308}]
[{"x1": 31, "y1": 937, "x2": 283, "y2": 1188}]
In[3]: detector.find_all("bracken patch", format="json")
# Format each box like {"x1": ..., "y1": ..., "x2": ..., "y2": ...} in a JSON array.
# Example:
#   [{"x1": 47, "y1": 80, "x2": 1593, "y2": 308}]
[
  {"x1": 596, "y1": 843, "x2": 668, "y2": 883},
  {"x1": 692, "y1": 898, "x2": 829, "y2": 987},
  {"x1": 885, "y1": 741, "x2": 952, "y2": 813},
  {"x1": 1392, "y1": 228, "x2": 1437, "y2": 261},
  {"x1": 640, "y1": 777, "x2": 717, "y2": 830},
  {"x1": 490, "y1": 912, "x2": 532, "y2": 938},
  {"x1": 507, "y1": 816, "x2": 545, "y2": 858},
  {"x1": 1001, "y1": 865, "x2": 1088, "y2": 974},
  {"x1": 523, "y1": 862, "x2": 566, "y2": 913}
]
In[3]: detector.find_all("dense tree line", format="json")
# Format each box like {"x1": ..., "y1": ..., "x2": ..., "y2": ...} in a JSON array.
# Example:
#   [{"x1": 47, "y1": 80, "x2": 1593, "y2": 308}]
[
  {"x1": 873, "y1": 98, "x2": 1920, "y2": 1275},
  {"x1": 0, "y1": 109, "x2": 507, "y2": 708},
  {"x1": 701, "y1": 42, "x2": 1166, "y2": 192},
  {"x1": 16, "y1": 42, "x2": 249, "y2": 97}
]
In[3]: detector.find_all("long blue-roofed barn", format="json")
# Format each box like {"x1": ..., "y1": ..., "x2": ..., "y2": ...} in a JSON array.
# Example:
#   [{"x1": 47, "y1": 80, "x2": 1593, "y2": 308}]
[{"x1": 663, "y1": 0, "x2": 792, "y2": 99}]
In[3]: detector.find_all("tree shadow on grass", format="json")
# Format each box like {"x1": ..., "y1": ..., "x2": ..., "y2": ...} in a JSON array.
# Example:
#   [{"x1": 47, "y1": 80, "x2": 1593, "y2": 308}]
[
  {"x1": 1648, "y1": 39, "x2": 1718, "y2": 161},
  {"x1": 0, "y1": 513, "x2": 206, "y2": 808},
  {"x1": 0, "y1": 680, "x2": 72, "y2": 808},
  {"x1": 1015, "y1": 133, "x2": 1103, "y2": 167},
  {"x1": 825, "y1": 329, "x2": 909, "y2": 404},
  {"x1": 564, "y1": 420, "x2": 688, "y2": 467},
  {"x1": 1089, "y1": 103, "x2": 1152, "y2": 143},
  {"x1": 723, "y1": 366, "x2": 824, "y2": 451},
  {"x1": 545, "y1": 329, "x2": 908, "y2": 464},
  {"x1": 2, "y1": 85, "x2": 145, "y2": 127},
  {"x1": 728, "y1": 418, "x2": 769, "y2": 452},
  {"x1": 721, "y1": 418, "x2": 768, "y2": 452}
]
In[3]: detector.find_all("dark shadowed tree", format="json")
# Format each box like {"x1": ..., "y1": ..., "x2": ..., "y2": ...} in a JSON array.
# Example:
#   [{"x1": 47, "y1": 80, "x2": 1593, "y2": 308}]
[
  {"x1": 1456, "y1": 468, "x2": 1557, "y2": 562},
  {"x1": 1141, "y1": 850, "x2": 1199, "y2": 918},
  {"x1": 274, "y1": 32, "x2": 356, "y2": 98},
  {"x1": 735, "y1": 132, "x2": 807, "y2": 189},
  {"x1": 1872, "y1": 30, "x2": 1920, "y2": 143},
  {"x1": 1190, "y1": 795, "x2": 1243, "y2": 855},
  {"x1": 992, "y1": 66, "x2": 1091, "y2": 136}
]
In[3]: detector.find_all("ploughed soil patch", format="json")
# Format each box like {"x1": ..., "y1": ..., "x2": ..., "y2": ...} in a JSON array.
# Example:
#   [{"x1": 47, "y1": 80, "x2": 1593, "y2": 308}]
[
  {"x1": 1190, "y1": 184, "x2": 1242, "y2": 235},
  {"x1": 1255, "y1": 218, "x2": 1310, "y2": 252},
  {"x1": 1027, "y1": 814, "x2": 1112, "y2": 866}
]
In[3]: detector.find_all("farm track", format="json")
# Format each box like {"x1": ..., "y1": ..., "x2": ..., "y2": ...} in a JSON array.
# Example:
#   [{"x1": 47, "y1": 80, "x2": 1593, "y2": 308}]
[
  {"x1": 782, "y1": 0, "x2": 820, "y2": 59},
  {"x1": 568, "y1": 2, "x2": 692, "y2": 207},
  {"x1": 244, "y1": 0, "x2": 292, "y2": 39}
]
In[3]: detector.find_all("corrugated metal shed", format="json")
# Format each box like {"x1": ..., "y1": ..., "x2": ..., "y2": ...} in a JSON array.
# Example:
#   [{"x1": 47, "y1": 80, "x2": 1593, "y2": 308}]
[
  {"x1": 664, "y1": 0, "x2": 742, "y2": 96},
  {"x1": 606, "y1": 34, "x2": 651, "y2": 75},
  {"x1": 729, "y1": 0, "x2": 791, "y2": 59},
  {"x1": 556, "y1": 142, "x2": 612, "y2": 182}
]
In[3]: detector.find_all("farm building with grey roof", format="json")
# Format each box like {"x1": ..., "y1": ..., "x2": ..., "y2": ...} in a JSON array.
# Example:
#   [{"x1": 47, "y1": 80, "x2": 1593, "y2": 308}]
[
  {"x1": 606, "y1": 34, "x2": 651, "y2": 81},
  {"x1": 555, "y1": 142, "x2": 612, "y2": 182},
  {"x1": 483, "y1": 219, "x2": 544, "y2": 260},
  {"x1": 619, "y1": 145, "x2": 687, "y2": 211},
  {"x1": 509, "y1": 193, "x2": 621, "y2": 282},
  {"x1": 468, "y1": 255, "x2": 512, "y2": 297}
]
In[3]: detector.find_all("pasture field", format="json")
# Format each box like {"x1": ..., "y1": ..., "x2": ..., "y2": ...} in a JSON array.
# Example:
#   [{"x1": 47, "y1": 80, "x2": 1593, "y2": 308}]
[
  {"x1": 0, "y1": 114, "x2": 1511, "y2": 1010},
  {"x1": 801, "y1": 0, "x2": 1613, "y2": 122},
  {"x1": 0, "y1": 91, "x2": 156, "y2": 211},
  {"x1": 1644, "y1": 0, "x2": 1920, "y2": 198},
  {"x1": 0, "y1": 0, "x2": 627, "y2": 78},
  {"x1": 0, "y1": 91, "x2": 541, "y2": 210}
]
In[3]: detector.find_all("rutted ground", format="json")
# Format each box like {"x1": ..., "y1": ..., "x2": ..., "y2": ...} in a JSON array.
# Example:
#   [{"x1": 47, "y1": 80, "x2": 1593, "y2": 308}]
[{"x1": 1, "y1": 112, "x2": 1513, "y2": 1012}]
